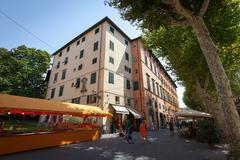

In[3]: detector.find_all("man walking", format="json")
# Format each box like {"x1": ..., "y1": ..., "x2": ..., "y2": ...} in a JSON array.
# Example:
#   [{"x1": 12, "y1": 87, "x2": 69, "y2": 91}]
[
  {"x1": 125, "y1": 116, "x2": 134, "y2": 144},
  {"x1": 169, "y1": 119, "x2": 174, "y2": 136}
]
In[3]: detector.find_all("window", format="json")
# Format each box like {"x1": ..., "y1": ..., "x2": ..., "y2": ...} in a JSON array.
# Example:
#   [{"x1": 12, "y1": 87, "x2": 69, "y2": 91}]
[
  {"x1": 126, "y1": 79, "x2": 131, "y2": 89},
  {"x1": 125, "y1": 52, "x2": 129, "y2": 61},
  {"x1": 61, "y1": 69, "x2": 67, "y2": 80},
  {"x1": 145, "y1": 56, "x2": 148, "y2": 66},
  {"x1": 109, "y1": 40, "x2": 114, "y2": 51},
  {"x1": 95, "y1": 28, "x2": 99, "y2": 34},
  {"x1": 133, "y1": 81, "x2": 139, "y2": 90},
  {"x1": 108, "y1": 72, "x2": 114, "y2": 84},
  {"x1": 50, "y1": 88, "x2": 55, "y2": 99},
  {"x1": 115, "y1": 96, "x2": 120, "y2": 104},
  {"x1": 154, "y1": 66, "x2": 157, "y2": 74},
  {"x1": 67, "y1": 46, "x2": 70, "y2": 52},
  {"x1": 78, "y1": 64, "x2": 83, "y2": 70},
  {"x1": 160, "y1": 86, "x2": 163, "y2": 98},
  {"x1": 109, "y1": 57, "x2": 114, "y2": 64},
  {"x1": 64, "y1": 57, "x2": 68, "y2": 65},
  {"x1": 79, "y1": 50, "x2": 84, "y2": 59},
  {"x1": 127, "y1": 99, "x2": 131, "y2": 106},
  {"x1": 87, "y1": 95, "x2": 97, "y2": 104},
  {"x1": 93, "y1": 41, "x2": 99, "y2": 51},
  {"x1": 82, "y1": 37, "x2": 85, "y2": 42},
  {"x1": 150, "y1": 62, "x2": 152, "y2": 70},
  {"x1": 59, "y1": 85, "x2": 64, "y2": 97},
  {"x1": 58, "y1": 51, "x2": 62, "y2": 57},
  {"x1": 56, "y1": 61, "x2": 60, "y2": 69},
  {"x1": 90, "y1": 72, "x2": 97, "y2": 84},
  {"x1": 54, "y1": 73, "x2": 58, "y2": 83},
  {"x1": 92, "y1": 57, "x2": 97, "y2": 64},
  {"x1": 129, "y1": 68, "x2": 131, "y2": 74},
  {"x1": 125, "y1": 39, "x2": 128, "y2": 45},
  {"x1": 76, "y1": 40, "x2": 80, "y2": 46},
  {"x1": 135, "y1": 69, "x2": 138, "y2": 74},
  {"x1": 75, "y1": 78, "x2": 80, "y2": 88},
  {"x1": 124, "y1": 65, "x2": 131, "y2": 74},
  {"x1": 156, "y1": 83, "x2": 160, "y2": 96},
  {"x1": 72, "y1": 97, "x2": 80, "y2": 104},
  {"x1": 152, "y1": 79, "x2": 155, "y2": 94},
  {"x1": 110, "y1": 26, "x2": 114, "y2": 33},
  {"x1": 81, "y1": 78, "x2": 87, "y2": 92},
  {"x1": 124, "y1": 65, "x2": 127, "y2": 71},
  {"x1": 146, "y1": 74, "x2": 151, "y2": 90}
]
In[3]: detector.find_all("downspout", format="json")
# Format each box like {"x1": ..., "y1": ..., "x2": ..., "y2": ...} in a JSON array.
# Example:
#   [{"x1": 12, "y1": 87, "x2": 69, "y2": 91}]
[{"x1": 97, "y1": 24, "x2": 103, "y2": 108}]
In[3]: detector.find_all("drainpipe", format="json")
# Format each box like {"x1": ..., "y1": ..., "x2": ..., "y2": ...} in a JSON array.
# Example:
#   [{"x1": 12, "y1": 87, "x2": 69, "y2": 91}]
[{"x1": 97, "y1": 24, "x2": 103, "y2": 108}]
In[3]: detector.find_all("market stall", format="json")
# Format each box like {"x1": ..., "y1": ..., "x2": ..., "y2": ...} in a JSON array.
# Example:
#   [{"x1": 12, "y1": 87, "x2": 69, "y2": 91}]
[
  {"x1": 175, "y1": 108, "x2": 212, "y2": 138},
  {"x1": 0, "y1": 94, "x2": 112, "y2": 155}
]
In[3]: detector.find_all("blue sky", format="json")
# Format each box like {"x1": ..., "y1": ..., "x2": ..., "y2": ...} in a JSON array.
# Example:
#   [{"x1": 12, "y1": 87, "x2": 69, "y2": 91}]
[{"x1": 0, "y1": 0, "x2": 186, "y2": 107}]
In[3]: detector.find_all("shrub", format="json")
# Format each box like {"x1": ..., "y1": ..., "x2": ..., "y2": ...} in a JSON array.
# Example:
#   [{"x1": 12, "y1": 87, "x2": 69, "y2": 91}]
[{"x1": 196, "y1": 119, "x2": 219, "y2": 145}]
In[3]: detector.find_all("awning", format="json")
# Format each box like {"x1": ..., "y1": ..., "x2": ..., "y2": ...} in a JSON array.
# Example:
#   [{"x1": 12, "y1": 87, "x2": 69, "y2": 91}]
[
  {"x1": 0, "y1": 94, "x2": 112, "y2": 117},
  {"x1": 112, "y1": 105, "x2": 129, "y2": 114},
  {"x1": 175, "y1": 108, "x2": 212, "y2": 118},
  {"x1": 126, "y1": 107, "x2": 142, "y2": 119}
]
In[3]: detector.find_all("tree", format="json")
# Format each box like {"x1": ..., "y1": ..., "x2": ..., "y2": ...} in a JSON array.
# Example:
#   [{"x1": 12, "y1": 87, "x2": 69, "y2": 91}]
[
  {"x1": 142, "y1": 26, "x2": 234, "y2": 141},
  {"x1": 0, "y1": 45, "x2": 50, "y2": 98},
  {"x1": 107, "y1": 0, "x2": 240, "y2": 158}
]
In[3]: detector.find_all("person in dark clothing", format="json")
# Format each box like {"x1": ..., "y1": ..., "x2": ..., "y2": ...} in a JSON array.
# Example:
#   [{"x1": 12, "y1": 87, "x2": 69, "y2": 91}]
[
  {"x1": 125, "y1": 116, "x2": 133, "y2": 144},
  {"x1": 169, "y1": 119, "x2": 174, "y2": 136}
]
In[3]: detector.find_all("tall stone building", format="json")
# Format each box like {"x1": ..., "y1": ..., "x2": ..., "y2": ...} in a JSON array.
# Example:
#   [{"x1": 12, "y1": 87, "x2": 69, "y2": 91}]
[{"x1": 45, "y1": 17, "x2": 179, "y2": 132}]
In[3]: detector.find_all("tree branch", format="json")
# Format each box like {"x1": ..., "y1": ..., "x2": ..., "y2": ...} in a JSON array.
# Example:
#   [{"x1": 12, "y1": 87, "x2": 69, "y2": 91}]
[
  {"x1": 197, "y1": 0, "x2": 210, "y2": 17},
  {"x1": 170, "y1": 17, "x2": 190, "y2": 27},
  {"x1": 172, "y1": 0, "x2": 193, "y2": 19}
]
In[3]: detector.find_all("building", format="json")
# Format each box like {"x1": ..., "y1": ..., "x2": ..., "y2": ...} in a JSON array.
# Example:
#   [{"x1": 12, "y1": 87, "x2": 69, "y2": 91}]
[
  {"x1": 131, "y1": 38, "x2": 179, "y2": 129},
  {"x1": 45, "y1": 17, "x2": 179, "y2": 132}
]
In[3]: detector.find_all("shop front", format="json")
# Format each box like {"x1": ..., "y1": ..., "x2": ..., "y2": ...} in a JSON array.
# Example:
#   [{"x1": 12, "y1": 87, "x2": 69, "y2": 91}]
[{"x1": 0, "y1": 94, "x2": 112, "y2": 155}]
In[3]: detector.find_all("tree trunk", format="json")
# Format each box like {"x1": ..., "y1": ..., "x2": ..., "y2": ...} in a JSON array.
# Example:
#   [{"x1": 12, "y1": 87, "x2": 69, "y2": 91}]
[
  {"x1": 191, "y1": 16, "x2": 240, "y2": 159},
  {"x1": 195, "y1": 84, "x2": 230, "y2": 142}
]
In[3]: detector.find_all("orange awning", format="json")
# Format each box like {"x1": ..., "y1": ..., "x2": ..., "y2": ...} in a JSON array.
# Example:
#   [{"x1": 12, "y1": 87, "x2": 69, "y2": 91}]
[{"x1": 0, "y1": 94, "x2": 112, "y2": 117}]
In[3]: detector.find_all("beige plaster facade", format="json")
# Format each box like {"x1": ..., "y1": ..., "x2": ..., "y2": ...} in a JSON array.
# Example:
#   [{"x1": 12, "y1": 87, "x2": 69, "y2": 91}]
[{"x1": 45, "y1": 17, "x2": 179, "y2": 132}]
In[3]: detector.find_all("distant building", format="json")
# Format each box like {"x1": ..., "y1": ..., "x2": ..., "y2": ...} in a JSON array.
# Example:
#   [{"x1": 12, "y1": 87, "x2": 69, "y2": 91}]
[{"x1": 44, "y1": 17, "x2": 179, "y2": 132}]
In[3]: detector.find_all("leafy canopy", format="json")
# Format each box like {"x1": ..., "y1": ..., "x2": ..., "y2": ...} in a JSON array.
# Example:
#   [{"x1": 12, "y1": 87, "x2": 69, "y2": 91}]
[{"x1": 0, "y1": 45, "x2": 50, "y2": 98}]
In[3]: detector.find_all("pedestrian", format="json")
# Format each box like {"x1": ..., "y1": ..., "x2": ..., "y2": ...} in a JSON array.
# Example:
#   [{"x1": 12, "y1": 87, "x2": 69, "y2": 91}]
[
  {"x1": 169, "y1": 119, "x2": 174, "y2": 136},
  {"x1": 125, "y1": 116, "x2": 134, "y2": 144},
  {"x1": 140, "y1": 119, "x2": 147, "y2": 142},
  {"x1": 111, "y1": 117, "x2": 116, "y2": 133},
  {"x1": 151, "y1": 121, "x2": 155, "y2": 131},
  {"x1": 116, "y1": 116, "x2": 122, "y2": 132}
]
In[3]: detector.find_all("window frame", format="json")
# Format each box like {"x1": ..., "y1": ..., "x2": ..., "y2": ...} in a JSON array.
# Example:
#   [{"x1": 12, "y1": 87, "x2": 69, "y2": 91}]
[
  {"x1": 93, "y1": 41, "x2": 99, "y2": 51},
  {"x1": 92, "y1": 57, "x2": 97, "y2": 64},
  {"x1": 108, "y1": 72, "x2": 114, "y2": 84},
  {"x1": 59, "y1": 85, "x2": 64, "y2": 97},
  {"x1": 50, "y1": 88, "x2": 55, "y2": 99},
  {"x1": 90, "y1": 72, "x2": 97, "y2": 84}
]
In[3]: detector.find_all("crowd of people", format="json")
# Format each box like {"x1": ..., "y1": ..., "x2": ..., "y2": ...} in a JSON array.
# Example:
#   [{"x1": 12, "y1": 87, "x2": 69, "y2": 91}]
[{"x1": 110, "y1": 115, "x2": 180, "y2": 144}]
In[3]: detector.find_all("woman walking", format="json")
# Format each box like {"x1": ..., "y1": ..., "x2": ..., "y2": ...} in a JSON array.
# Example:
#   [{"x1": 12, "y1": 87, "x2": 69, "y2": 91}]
[{"x1": 140, "y1": 120, "x2": 147, "y2": 142}]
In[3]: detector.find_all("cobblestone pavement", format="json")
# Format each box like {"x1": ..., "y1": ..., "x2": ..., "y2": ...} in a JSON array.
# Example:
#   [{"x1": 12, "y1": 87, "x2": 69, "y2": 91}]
[{"x1": 0, "y1": 129, "x2": 227, "y2": 160}]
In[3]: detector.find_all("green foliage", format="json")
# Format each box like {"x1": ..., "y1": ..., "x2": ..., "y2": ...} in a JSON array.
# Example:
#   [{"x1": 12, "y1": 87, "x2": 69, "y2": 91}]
[
  {"x1": 183, "y1": 86, "x2": 204, "y2": 111},
  {"x1": 107, "y1": 0, "x2": 240, "y2": 108},
  {"x1": 141, "y1": 0, "x2": 240, "y2": 106},
  {"x1": 0, "y1": 45, "x2": 50, "y2": 98},
  {"x1": 196, "y1": 119, "x2": 219, "y2": 144}
]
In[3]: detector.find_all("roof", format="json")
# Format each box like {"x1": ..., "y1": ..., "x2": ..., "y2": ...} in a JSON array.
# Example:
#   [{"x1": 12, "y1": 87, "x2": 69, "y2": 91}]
[
  {"x1": 0, "y1": 94, "x2": 112, "y2": 117},
  {"x1": 175, "y1": 108, "x2": 212, "y2": 118},
  {"x1": 52, "y1": 16, "x2": 131, "y2": 56},
  {"x1": 51, "y1": 17, "x2": 176, "y2": 88}
]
